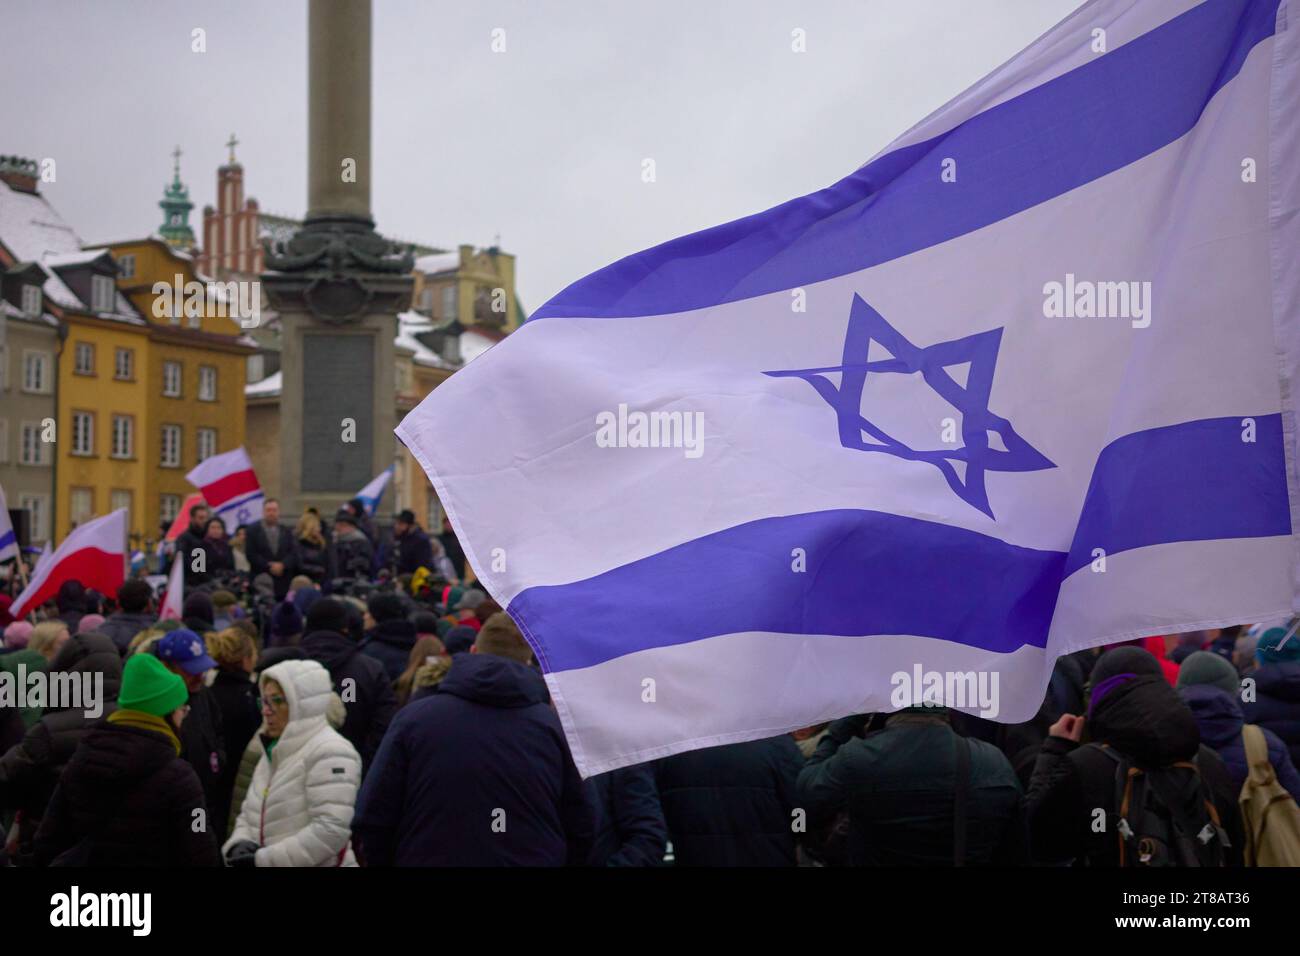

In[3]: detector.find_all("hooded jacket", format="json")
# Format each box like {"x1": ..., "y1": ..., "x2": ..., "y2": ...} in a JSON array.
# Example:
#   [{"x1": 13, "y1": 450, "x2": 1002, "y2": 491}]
[
  {"x1": 1026, "y1": 670, "x2": 1244, "y2": 866},
  {"x1": 1242, "y1": 661, "x2": 1300, "y2": 767},
  {"x1": 298, "y1": 629, "x2": 396, "y2": 772},
  {"x1": 225, "y1": 659, "x2": 362, "y2": 866},
  {"x1": 1180, "y1": 683, "x2": 1300, "y2": 801},
  {"x1": 352, "y1": 652, "x2": 594, "y2": 866},
  {"x1": 360, "y1": 618, "x2": 418, "y2": 683},
  {"x1": 32, "y1": 715, "x2": 219, "y2": 867},
  {"x1": 0, "y1": 633, "x2": 122, "y2": 866}
]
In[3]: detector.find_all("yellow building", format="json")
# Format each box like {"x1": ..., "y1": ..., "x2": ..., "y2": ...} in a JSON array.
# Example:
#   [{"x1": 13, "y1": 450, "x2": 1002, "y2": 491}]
[{"x1": 57, "y1": 236, "x2": 254, "y2": 543}]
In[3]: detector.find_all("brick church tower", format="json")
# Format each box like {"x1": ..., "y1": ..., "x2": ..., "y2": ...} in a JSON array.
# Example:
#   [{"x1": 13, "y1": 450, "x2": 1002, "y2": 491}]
[{"x1": 197, "y1": 134, "x2": 262, "y2": 279}]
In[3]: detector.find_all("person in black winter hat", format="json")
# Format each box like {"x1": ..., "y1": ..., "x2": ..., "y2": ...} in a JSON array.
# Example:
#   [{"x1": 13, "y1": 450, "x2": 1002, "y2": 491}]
[
  {"x1": 360, "y1": 593, "x2": 417, "y2": 682},
  {"x1": 182, "y1": 592, "x2": 215, "y2": 634},
  {"x1": 443, "y1": 625, "x2": 477, "y2": 656},
  {"x1": 1026, "y1": 646, "x2": 1244, "y2": 866}
]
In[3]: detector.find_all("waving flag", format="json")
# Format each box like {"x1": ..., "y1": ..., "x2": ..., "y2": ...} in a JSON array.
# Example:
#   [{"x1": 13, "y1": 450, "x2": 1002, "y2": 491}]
[
  {"x1": 158, "y1": 552, "x2": 185, "y2": 622},
  {"x1": 397, "y1": 0, "x2": 1300, "y2": 775},
  {"x1": 187, "y1": 448, "x2": 263, "y2": 534},
  {"x1": 164, "y1": 492, "x2": 207, "y2": 543},
  {"x1": 0, "y1": 484, "x2": 19, "y2": 564},
  {"x1": 353, "y1": 466, "x2": 394, "y2": 515},
  {"x1": 11, "y1": 510, "x2": 127, "y2": 619}
]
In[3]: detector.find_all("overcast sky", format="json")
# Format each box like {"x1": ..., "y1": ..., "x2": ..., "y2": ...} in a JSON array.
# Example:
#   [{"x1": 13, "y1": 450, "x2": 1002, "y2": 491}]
[{"x1": 3, "y1": 0, "x2": 1085, "y2": 313}]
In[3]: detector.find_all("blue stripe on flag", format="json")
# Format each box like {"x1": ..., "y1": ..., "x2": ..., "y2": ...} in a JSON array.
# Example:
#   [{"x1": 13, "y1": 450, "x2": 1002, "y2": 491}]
[
  {"x1": 0, "y1": 529, "x2": 16, "y2": 554},
  {"x1": 508, "y1": 414, "x2": 1291, "y2": 672},
  {"x1": 531, "y1": 0, "x2": 1282, "y2": 321}
]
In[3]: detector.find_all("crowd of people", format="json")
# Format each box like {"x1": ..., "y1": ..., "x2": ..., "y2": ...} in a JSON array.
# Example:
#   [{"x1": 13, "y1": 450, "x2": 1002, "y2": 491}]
[{"x1": 1, "y1": 498, "x2": 1299, "y2": 866}]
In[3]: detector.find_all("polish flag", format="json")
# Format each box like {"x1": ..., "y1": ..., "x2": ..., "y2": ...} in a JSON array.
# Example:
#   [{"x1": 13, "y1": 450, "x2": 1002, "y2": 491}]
[
  {"x1": 158, "y1": 551, "x2": 185, "y2": 622},
  {"x1": 187, "y1": 447, "x2": 264, "y2": 534},
  {"x1": 10, "y1": 509, "x2": 127, "y2": 619}
]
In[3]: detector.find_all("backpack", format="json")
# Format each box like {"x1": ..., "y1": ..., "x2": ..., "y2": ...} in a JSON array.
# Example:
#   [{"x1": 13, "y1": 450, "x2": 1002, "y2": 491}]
[
  {"x1": 1238, "y1": 724, "x2": 1300, "y2": 866},
  {"x1": 1093, "y1": 744, "x2": 1229, "y2": 867}
]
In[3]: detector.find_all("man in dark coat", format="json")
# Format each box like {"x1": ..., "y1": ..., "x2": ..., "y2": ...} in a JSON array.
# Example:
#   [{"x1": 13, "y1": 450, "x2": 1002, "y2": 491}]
[
  {"x1": 438, "y1": 515, "x2": 467, "y2": 581},
  {"x1": 33, "y1": 653, "x2": 220, "y2": 866},
  {"x1": 99, "y1": 579, "x2": 156, "y2": 656},
  {"x1": 798, "y1": 709, "x2": 1026, "y2": 866},
  {"x1": 332, "y1": 510, "x2": 374, "y2": 581},
  {"x1": 54, "y1": 580, "x2": 86, "y2": 633},
  {"x1": 1026, "y1": 646, "x2": 1244, "y2": 866},
  {"x1": 298, "y1": 598, "x2": 396, "y2": 773},
  {"x1": 656, "y1": 733, "x2": 804, "y2": 866},
  {"x1": 245, "y1": 498, "x2": 299, "y2": 600},
  {"x1": 392, "y1": 509, "x2": 435, "y2": 576},
  {"x1": 155, "y1": 629, "x2": 226, "y2": 819},
  {"x1": 1241, "y1": 623, "x2": 1300, "y2": 767},
  {"x1": 0, "y1": 632, "x2": 122, "y2": 866},
  {"x1": 586, "y1": 763, "x2": 668, "y2": 866},
  {"x1": 360, "y1": 592, "x2": 417, "y2": 682},
  {"x1": 353, "y1": 613, "x2": 594, "y2": 866},
  {"x1": 174, "y1": 502, "x2": 213, "y2": 588}
]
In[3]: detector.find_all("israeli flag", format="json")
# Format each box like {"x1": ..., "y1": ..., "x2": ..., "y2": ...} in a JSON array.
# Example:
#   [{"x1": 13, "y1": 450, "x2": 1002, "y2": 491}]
[
  {"x1": 354, "y1": 466, "x2": 394, "y2": 515},
  {"x1": 397, "y1": 0, "x2": 1300, "y2": 776},
  {"x1": 0, "y1": 484, "x2": 18, "y2": 564}
]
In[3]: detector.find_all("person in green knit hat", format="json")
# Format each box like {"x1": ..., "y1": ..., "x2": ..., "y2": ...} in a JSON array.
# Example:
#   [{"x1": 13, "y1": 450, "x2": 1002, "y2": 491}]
[{"x1": 31, "y1": 653, "x2": 220, "y2": 866}]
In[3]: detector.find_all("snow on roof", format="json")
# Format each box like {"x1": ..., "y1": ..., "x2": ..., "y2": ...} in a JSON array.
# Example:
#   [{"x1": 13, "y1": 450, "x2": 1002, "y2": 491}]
[
  {"x1": 461, "y1": 328, "x2": 499, "y2": 365},
  {"x1": 396, "y1": 311, "x2": 457, "y2": 369},
  {"x1": 0, "y1": 179, "x2": 139, "y2": 321},
  {"x1": 414, "y1": 251, "x2": 460, "y2": 275},
  {"x1": 245, "y1": 369, "x2": 281, "y2": 398}
]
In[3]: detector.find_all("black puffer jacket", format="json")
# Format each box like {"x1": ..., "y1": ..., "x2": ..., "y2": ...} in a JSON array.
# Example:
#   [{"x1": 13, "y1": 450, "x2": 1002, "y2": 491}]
[
  {"x1": 33, "y1": 719, "x2": 220, "y2": 866},
  {"x1": 360, "y1": 619, "x2": 418, "y2": 683},
  {"x1": 655, "y1": 734, "x2": 803, "y2": 866},
  {"x1": 0, "y1": 632, "x2": 122, "y2": 866},
  {"x1": 174, "y1": 683, "x2": 226, "y2": 818},
  {"x1": 206, "y1": 667, "x2": 261, "y2": 838},
  {"x1": 1026, "y1": 675, "x2": 1244, "y2": 866}
]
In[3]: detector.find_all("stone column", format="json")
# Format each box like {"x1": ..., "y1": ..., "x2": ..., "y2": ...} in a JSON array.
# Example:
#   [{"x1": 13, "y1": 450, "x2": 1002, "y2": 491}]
[
  {"x1": 262, "y1": 0, "x2": 413, "y2": 522},
  {"x1": 307, "y1": 0, "x2": 372, "y2": 226}
]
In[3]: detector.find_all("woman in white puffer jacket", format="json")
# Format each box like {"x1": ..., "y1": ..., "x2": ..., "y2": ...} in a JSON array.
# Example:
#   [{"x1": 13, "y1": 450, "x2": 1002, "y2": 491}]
[{"x1": 222, "y1": 659, "x2": 362, "y2": 867}]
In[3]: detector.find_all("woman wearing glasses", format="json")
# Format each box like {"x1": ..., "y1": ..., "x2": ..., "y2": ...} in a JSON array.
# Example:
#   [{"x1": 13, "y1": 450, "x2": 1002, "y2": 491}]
[{"x1": 223, "y1": 659, "x2": 361, "y2": 866}]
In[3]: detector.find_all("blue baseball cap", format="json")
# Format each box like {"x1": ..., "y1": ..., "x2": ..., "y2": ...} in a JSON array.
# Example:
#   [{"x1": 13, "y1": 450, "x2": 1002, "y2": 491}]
[{"x1": 157, "y1": 628, "x2": 218, "y2": 675}]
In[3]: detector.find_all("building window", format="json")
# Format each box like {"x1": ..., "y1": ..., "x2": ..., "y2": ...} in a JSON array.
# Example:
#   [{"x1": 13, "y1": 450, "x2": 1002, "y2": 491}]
[
  {"x1": 18, "y1": 494, "x2": 48, "y2": 543},
  {"x1": 247, "y1": 353, "x2": 264, "y2": 382},
  {"x1": 71, "y1": 411, "x2": 95, "y2": 456},
  {"x1": 161, "y1": 424, "x2": 181, "y2": 467},
  {"x1": 114, "y1": 347, "x2": 134, "y2": 380},
  {"x1": 111, "y1": 415, "x2": 134, "y2": 459},
  {"x1": 90, "y1": 274, "x2": 115, "y2": 313},
  {"x1": 442, "y1": 284, "x2": 457, "y2": 321},
  {"x1": 74, "y1": 341, "x2": 95, "y2": 375},
  {"x1": 21, "y1": 284, "x2": 42, "y2": 316},
  {"x1": 420, "y1": 287, "x2": 434, "y2": 312},
  {"x1": 198, "y1": 365, "x2": 217, "y2": 401},
  {"x1": 110, "y1": 489, "x2": 132, "y2": 526},
  {"x1": 0, "y1": 419, "x2": 7, "y2": 463},
  {"x1": 69, "y1": 488, "x2": 94, "y2": 527},
  {"x1": 197, "y1": 427, "x2": 217, "y2": 463},
  {"x1": 22, "y1": 351, "x2": 51, "y2": 393},
  {"x1": 160, "y1": 494, "x2": 182, "y2": 525},
  {"x1": 163, "y1": 360, "x2": 182, "y2": 397},
  {"x1": 20, "y1": 423, "x2": 47, "y2": 465},
  {"x1": 117, "y1": 254, "x2": 136, "y2": 280}
]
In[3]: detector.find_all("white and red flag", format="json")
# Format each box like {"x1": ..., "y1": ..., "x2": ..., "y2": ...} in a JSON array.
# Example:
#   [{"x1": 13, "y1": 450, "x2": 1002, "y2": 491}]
[
  {"x1": 158, "y1": 551, "x2": 185, "y2": 622},
  {"x1": 187, "y1": 447, "x2": 264, "y2": 534},
  {"x1": 10, "y1": 510, "x2": 127, "y2": 619}
]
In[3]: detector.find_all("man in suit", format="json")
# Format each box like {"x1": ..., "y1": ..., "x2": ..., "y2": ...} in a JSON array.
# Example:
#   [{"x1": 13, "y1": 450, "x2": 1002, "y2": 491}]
[{"x1": 245, "y1": 498, "x2": 300, "y2": 600}]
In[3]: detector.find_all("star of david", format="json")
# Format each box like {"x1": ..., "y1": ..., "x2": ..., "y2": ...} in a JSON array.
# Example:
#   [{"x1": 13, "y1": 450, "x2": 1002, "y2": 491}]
[{"x1": 763, "y1": 294, "x2": 1054, "y2": 519}]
